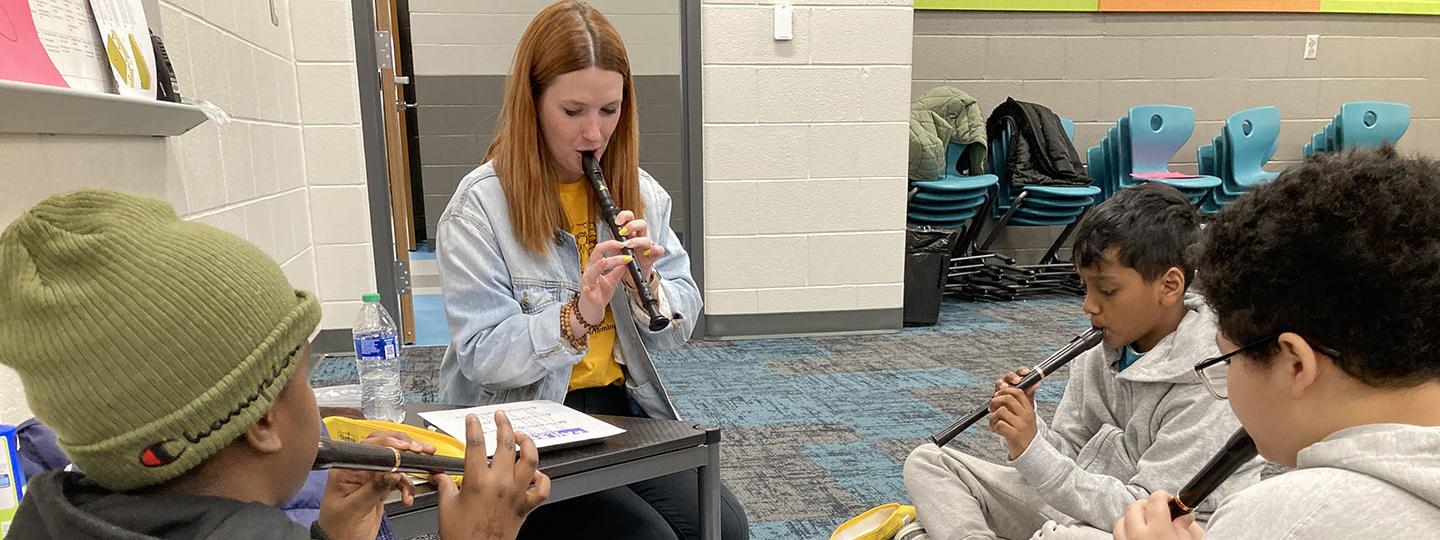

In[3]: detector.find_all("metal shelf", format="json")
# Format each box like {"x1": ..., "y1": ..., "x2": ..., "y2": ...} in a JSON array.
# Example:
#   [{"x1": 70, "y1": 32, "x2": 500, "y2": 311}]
[{"x1": 0, "y1": 79, "x2": 207, "y2": 137}]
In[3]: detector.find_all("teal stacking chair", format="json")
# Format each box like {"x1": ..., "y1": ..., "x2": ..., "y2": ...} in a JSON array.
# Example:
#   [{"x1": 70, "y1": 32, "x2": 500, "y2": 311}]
[
  {"x1": 1126, "y1": 105, "x2": 1221, "y2": 206},
  {"x1": 1338, "y1": 101, "x2": 1411, "y2": 150},
  {"x1": 960, "y1": 116, "x2": 1095, "y2": 301},
  {"x1": 1226, "y1": 106, "x2": 1282, "y2": 190}
]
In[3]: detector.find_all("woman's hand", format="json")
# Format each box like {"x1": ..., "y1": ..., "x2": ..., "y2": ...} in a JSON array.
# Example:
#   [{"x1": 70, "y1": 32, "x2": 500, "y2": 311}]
[
  {"x1": 317, "y1": 431, "x2": 435, "y2": 540},
  {"x1": 575, "y1": 239, "x2": 632, "y2": 328},
  {"x1": 613, "y1": 210, "x2": 664, "y2": 289}
]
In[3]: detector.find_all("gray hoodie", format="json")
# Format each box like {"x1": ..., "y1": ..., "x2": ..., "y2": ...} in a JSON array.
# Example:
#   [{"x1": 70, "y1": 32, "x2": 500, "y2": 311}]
[
  {"x1": 1009, "y1": 294, "x2": 1263, "y2": 529},
  {"x1": 1204, "y1": 423, "x2": 1440, "y2": 539}
]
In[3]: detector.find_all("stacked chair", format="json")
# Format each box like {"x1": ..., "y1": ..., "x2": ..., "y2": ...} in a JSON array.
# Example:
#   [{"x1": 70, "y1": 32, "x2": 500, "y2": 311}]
[
  {"x1": 946, "y1": 118, "x2": 1098, "y2": 301},
  {"x1": 986, "y1": 119, "x2": 1099, "y2": 225},
  {"x1": 1304, "y1": 101, "x2": 1411, "y2": 158},
  {"x1": 938, "y1": 100, "x2": 1413, "y2": 302},
  {"x1": 1197, "y1": 106, "x2": 1281, "y2": 214},
  {"x1": 1087, "y1": 105, "x2": 1222, "y2": 207},
  {"x1": 907, "y1": 140, "x2": 999, "y2": 272}
]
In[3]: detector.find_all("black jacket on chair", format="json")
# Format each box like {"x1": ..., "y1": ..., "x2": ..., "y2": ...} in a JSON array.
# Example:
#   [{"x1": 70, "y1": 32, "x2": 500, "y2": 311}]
[{"x1": 987, "y1": 98, "x2": 1091, "y2": 188}]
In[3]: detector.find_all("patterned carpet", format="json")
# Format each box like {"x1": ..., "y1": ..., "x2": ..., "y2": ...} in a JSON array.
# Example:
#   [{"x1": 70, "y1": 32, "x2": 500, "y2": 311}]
[{"x1": 310, "y1": 296, "x2": 1090, "y2": 539}]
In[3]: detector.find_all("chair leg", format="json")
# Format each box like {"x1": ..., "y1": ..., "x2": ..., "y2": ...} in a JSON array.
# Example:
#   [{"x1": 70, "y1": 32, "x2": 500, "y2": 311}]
[
  {"x1": 1038, "y1": 207, "x2": 1091, "y2": 265},
  {"x1": 980, "y1": 191, "x2": 1028, "y2": 252},
  {"x1": 1022, "y1": 263, "x2": 1077, "y2": 271},
  {"x1": 988, "y1": 260, "x2": 1035, "y2": 277},
  {"x1": 958, "y1": 191, "x2": 993, "y2": 256}
]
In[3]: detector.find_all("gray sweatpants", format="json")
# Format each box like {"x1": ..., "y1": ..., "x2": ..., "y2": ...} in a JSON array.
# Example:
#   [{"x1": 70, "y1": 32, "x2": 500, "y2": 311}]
[{"x1": 902, "y1": 444, "x2": 1111, "y2": 540}]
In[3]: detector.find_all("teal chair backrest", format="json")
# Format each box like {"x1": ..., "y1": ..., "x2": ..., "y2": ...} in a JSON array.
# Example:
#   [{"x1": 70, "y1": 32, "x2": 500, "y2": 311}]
[
  {"x1": 1225, "y1": 106, "x2": 1281, "y2": 181},
  {"x1": 990, "y1": 137, "x2": 1004, "y2": 178},
  {"x1": 1057, "y1": 117, "x2": 1079, "y2": 187},
  {"x1": 1197, "y1": 145, "x2": 1216, "y2": 177},
  {"x1": 1118, "y1": 116, "x2": 1133, "y2": 183},
  {"x1": 1106, "y1": 125, "x2": 1121, "y2": 188},
  {"x1": 1128, "y1": 105, "x2": 1196, "y2": 174},
  {"x1": 1214, "y1": 134, "x2": 1230, "y2": 184},
  {"x1": 1339, "y1": 101, "x2": 1411, "y2": 150},
  {"x1": 995, "y1": 122, "x2": 1014, "y2": 201},
  {"x1": 1100, "y1": 134, "x2": 1112, "y2": 196},
  {"x1": 1088, "y1": 146, "x2": 1106, "y2": 195},
  {"x1": 946, "y1": 141, "x2": 964, "y2": 176}
]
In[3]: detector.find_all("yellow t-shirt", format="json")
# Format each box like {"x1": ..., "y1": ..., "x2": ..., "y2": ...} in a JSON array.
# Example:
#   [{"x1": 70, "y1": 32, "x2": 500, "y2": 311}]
[{"x1": 556, "y1": 181, "x2": 624, "y2": 391}]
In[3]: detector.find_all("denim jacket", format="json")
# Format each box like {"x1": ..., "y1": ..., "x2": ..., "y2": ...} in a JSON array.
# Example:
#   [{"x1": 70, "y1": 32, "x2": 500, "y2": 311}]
[{"x1": 434, "y1": 161, "x2": 700, "y2": 419}]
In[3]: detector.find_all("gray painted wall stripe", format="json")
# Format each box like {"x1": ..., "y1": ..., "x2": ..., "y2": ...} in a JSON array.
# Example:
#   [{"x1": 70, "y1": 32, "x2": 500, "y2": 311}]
[{"x1": 704, "y1": 309, "x2": 903, "y2": 340}]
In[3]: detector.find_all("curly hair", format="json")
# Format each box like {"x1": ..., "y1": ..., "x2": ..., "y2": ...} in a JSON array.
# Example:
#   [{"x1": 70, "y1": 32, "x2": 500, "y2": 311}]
[
  {"x1": 1198, "y1": 146, "x2": 1440, "y2": 387},
  {"x1": 1073, "y1": 182, "x2": 1201, "y2": 286}
]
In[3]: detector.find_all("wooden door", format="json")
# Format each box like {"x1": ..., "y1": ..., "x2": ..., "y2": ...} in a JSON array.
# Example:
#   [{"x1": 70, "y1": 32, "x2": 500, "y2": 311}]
[{"x1": 373, "y1": 0, "x2": 417, "y2": 343}]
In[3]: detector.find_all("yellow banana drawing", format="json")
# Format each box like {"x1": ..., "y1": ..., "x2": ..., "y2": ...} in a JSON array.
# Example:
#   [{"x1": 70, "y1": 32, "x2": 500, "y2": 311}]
[
  {"x1": 128, "y1": 32, "x2": 152, "y2": 90},
  {"x1": 105, "y1": 31, "x2": 132, "y2": 87}
]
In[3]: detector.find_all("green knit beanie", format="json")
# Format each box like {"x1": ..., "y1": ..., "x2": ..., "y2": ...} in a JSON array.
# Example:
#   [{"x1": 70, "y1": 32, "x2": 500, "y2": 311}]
[{"x1": 0, "y1": 189, "x2": 321, "y2": 490}]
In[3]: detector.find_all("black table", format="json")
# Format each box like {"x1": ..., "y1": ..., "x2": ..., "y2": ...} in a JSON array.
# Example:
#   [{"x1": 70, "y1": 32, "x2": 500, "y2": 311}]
[{"x1": 381, "y1": 403, "x2": 722, "y2": 539}]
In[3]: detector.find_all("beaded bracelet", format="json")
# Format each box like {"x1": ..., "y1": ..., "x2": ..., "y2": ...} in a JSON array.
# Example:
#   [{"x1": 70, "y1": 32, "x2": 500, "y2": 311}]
[
  {"x1": 559, "y1": 297, "x2": 588, "y2": 350},
  {"x1": 577, "y1": 300, "x2": 604, "y2": 333}
]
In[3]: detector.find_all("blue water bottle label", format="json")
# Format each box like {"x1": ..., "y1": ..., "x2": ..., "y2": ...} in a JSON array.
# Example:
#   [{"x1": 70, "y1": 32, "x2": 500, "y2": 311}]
[
  {"x1": 354, "y1": 334, "x2": 399, "y2": 360},
  {"x1": 1, "y1": 427, "x2": 21, "y2": 530}
]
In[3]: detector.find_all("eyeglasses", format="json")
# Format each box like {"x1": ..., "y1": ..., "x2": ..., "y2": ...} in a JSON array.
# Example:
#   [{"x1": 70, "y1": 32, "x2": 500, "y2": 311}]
[{"x1": 1193, "y1": 334, "x2": 1342, "y2": 400}]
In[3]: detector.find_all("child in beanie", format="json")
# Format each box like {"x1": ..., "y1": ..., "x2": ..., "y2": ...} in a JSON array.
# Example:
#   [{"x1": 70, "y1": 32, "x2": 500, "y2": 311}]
[{"x1": 0, "y1": 189, "x2": 548, "y2": 540}]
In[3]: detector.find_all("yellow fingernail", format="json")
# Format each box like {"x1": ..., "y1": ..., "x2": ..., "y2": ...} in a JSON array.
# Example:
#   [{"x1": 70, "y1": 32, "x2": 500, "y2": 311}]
[
  {"x1": 623, "y1": 255, "x2": 634, "y2": 263},
  {"x1": 619, "y1": 226, "x2": 629, "y2": 236},
  {"x1": 644, "y1": 248, "x2": 653, "y2": 256}
]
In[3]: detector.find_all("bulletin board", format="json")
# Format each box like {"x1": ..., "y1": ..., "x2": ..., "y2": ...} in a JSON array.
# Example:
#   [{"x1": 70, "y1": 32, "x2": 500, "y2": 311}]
[{"x1": 914, "y1": 0, "x2": 1440, "y2": 15}]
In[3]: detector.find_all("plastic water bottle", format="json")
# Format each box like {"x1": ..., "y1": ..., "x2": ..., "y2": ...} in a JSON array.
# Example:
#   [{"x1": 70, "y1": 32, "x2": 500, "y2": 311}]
[
  {"x1": 353, "y1": 293, "x2": 405, "y2": 423},
  {"x1": 2, "y1": 423, "x2": 25, "y2": 536}
]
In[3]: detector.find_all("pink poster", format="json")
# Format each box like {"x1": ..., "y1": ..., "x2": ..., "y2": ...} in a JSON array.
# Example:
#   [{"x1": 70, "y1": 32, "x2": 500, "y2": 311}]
[{"x1": 0, "y1": 0, "x2": 68, "y2": 87}]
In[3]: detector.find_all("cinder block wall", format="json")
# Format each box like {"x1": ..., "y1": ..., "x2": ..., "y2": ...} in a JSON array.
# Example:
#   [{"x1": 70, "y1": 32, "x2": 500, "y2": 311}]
[
  {"x1": 701, "y1": 0, "x2": 913, "y2": 322},
  {"x1": 1, "y1": 0, "x2": 375, "y2": 423}
]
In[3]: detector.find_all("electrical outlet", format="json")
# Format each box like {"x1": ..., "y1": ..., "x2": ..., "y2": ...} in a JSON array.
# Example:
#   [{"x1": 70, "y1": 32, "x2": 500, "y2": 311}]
[{"x1": 1304, "y1": 35, "x2": 1319, "y2": 60}]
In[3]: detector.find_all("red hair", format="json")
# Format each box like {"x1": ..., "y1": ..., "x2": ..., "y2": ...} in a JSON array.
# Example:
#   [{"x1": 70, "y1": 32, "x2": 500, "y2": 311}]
[{"x1": 486, "y1": 1, "x2": 643, "y2": 253}]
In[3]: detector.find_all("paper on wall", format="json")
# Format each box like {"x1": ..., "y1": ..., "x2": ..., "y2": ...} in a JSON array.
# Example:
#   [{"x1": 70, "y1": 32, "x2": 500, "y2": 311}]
[
  {"x1": 86, "y1": 0, "x2": 155, "y2": 99},
  {"x1": 29, "y1": 0, "x2": 112, "y2": 93},
  {"x1": 0, "y1": 0, "x2": 69, "y2": 87}
]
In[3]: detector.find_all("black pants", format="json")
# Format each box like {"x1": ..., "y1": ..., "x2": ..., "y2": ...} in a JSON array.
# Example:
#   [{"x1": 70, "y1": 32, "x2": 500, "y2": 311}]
[{"x1": 516, "y1": 386, "x2": 750, "y2": 540}]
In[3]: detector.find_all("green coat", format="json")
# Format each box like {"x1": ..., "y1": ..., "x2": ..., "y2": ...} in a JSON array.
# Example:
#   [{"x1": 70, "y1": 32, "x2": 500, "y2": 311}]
[{"x1": 909, "y1": 86, "x2": 989, "y2": 181}]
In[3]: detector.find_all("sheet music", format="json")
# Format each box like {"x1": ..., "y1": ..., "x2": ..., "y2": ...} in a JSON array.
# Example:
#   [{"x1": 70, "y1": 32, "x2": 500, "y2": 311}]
[{"x1": 418, "y1": 400, "x2": 626, "y2": 457}]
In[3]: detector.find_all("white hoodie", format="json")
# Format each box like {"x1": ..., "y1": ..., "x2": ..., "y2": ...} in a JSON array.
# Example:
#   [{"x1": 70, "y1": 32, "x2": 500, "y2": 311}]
[
  {"x1": 1008, "y1": 293, "x2": 1263, "y2": 529},
  {"x1": 1204, "y1": 423, "x2": 1440, "y2": 539}
]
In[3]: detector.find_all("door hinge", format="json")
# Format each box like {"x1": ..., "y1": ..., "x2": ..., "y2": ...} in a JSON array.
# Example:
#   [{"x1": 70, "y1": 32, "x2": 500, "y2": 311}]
[
  {"x1": 375, "y1": 30, "x2": 394, "y2": 71},
  {"x1": 394, "y1": 259, "x2": 410, "y2": 295}
]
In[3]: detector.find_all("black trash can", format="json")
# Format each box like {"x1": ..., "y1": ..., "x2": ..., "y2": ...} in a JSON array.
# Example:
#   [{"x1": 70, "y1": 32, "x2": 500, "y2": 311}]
[{"x1": 903, "y1": 227, "x2": 960, "y2": 326}]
